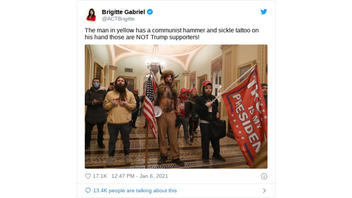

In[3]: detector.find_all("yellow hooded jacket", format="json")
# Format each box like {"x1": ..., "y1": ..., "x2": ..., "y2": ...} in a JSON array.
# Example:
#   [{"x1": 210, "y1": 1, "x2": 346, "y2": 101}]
[{"x1": 103, "y1": 89, "x2": 136, "y2": 124}]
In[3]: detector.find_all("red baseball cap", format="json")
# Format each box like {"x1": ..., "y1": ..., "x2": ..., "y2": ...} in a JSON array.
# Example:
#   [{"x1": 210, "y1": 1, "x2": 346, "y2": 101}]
[
  {"x1": 202, "y1": 80, "x2": 212, "y2": 87},
  {"x1": 181, "y1": 88, "x2": 188, "y2": 93}
]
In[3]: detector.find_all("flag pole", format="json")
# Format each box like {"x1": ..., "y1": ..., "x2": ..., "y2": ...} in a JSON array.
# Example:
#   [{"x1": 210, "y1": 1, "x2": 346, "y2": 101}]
[
  {"x1": 145, "y1": 123, "x2": 149, "y2": 168},
  {"x1": 144, "y1": 72, "x2": 153, "y2": 169},
  {"x1": 211, "y1": 64, "x2": 256, "y2": 103}
]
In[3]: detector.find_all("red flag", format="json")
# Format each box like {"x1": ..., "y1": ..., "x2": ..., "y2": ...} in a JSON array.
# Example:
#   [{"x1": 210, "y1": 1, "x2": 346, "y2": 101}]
[
  {"x1": 143, "y1": 76, "x2": 157, "y2": 138},
  {"x1": 221, "y1": 66, "x2": 267, "y2": 167}
]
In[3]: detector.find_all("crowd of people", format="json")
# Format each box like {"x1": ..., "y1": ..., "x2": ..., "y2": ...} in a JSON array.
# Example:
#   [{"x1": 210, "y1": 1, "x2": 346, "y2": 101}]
[{"x1": 85, "y1": 72, "x2": 228, "y2": 167}]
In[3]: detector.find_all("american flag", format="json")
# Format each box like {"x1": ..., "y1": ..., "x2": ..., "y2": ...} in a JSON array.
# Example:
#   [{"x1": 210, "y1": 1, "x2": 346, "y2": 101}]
[{"x1": 143, "y1": 76, "x2": 157, "y2": 138}]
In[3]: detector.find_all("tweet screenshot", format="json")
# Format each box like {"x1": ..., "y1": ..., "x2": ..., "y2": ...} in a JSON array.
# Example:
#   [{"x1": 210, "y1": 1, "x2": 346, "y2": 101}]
[{"x1": 78, "y1": 0, "x2": 275, "y2": 197}]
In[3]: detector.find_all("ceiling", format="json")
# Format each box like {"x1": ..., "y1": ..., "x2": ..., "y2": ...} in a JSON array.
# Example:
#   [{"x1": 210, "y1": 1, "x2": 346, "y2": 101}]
[
  {"x1": 89, "y1": 44, "x2": 222, "y2": 76},
  {"x1": 110, "y1": 44, "x2": 204, "y2": 71}
]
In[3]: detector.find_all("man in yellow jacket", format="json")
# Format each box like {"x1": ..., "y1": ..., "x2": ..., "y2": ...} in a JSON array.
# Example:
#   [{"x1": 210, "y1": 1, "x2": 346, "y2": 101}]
[{"x1": 104, "y1": 76, "x2": 136, "y2": 165}]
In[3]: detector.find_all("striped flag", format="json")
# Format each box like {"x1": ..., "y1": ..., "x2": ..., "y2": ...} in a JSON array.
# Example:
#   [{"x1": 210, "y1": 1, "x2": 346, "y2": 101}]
[{"x1": 143, "y1": 76, "x2": 157, "y2": 138}]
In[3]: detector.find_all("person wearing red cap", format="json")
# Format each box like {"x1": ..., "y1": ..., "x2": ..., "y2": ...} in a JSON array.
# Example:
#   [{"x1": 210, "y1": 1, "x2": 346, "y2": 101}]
[
  {"x1": 177, "y1": 88, "x2": 191, "y2": 145},
  {"x1": 195, "y1": 80, "x2": 225, "y2": 163}
]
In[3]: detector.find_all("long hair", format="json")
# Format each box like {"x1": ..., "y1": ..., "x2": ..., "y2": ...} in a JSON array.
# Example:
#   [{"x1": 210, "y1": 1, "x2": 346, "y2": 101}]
[
  {"x1": 114, "y1": 76, "x2": 128, "y2": 100},
  {"x1": 88, "y1": 9, "x2": 95, "y2": 17}
]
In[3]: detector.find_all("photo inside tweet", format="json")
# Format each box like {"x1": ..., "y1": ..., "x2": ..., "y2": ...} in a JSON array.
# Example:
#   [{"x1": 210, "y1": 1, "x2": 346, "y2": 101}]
[
  {"x1": 78, "y1": 1, "x2": 274, "y2": 197},
  {"x1": 84, "y1": 44, "x2": 268, "y2": 169}
]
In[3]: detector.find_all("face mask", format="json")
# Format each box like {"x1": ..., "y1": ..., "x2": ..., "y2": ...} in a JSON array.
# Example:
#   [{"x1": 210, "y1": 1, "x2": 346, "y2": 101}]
[{"x1": 93, "y1": 82, "x2": 100, "y2": 88}]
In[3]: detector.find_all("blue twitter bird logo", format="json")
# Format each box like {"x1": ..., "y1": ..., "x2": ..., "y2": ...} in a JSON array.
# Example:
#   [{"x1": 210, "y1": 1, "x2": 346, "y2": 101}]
[{"x1": 261, "y1": 9, "x2": 267, "y2": 15}]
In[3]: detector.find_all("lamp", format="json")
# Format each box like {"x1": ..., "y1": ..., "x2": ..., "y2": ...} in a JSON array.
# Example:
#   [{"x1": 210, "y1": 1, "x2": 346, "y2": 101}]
[{"x1": 145, "y1": 45, "x2": 165, "y2": 75}]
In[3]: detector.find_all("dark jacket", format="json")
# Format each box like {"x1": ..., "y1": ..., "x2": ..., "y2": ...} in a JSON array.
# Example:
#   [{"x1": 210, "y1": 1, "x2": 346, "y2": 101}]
[
  {"x1": 185, "y1": 96, "x2": 198, "y2": 118},
  {"x1": 195, "y1": 94, "x2": 218, "y2": 122},
  {"x1": 133, "y1": 93, "x2": 140, "y2": 113},
  {"x1": 85, "y1": 86, "x2": 107, "y2": 124}
]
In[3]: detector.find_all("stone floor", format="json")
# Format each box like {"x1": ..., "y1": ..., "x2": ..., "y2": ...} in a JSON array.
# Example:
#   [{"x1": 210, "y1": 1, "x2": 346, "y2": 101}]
[{"x1": 85, "y1": 115, "x2": 248, "y2": 169}]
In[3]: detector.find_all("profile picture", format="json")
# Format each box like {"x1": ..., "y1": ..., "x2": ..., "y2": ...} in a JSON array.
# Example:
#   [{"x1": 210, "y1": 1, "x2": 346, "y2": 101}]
[{"x1": 87, "y1": 8, "x2": 96, "y2": 21}]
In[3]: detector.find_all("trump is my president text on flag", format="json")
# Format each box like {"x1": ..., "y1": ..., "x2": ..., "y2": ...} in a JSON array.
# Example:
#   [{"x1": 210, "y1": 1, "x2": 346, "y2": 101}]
[{"x1": 222, "y1": 66, "x2": 267, "y2": 167}]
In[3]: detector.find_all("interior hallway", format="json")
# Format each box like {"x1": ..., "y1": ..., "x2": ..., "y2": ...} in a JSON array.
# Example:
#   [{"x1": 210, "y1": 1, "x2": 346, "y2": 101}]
[{"x1": 85, "y1": 114, "x2": 248, "y2": 169}]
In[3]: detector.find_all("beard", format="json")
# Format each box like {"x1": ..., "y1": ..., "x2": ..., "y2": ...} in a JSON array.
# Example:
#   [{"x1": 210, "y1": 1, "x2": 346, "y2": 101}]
[
  {"x1": 116, "y1": 83, "x2": 126, "y2": 92},
  {"x1": 115, "y1": 84, "x2": 127, "y2": 100},
  {"x1": 202, "y1": 89, "x2": 212, "y2": 98},
  {"x1": 205, "y1": 92, "x2": 211, "y2": 97}
]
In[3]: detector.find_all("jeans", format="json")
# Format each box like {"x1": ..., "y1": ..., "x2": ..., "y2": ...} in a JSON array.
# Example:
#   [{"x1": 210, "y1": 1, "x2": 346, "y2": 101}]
[
  {"x1": 189, "y1": 116, "x2": 199, "y2": 138},
  {"x1": 132, "y1": 111, "x2": 138, "y2": 127},
  {"x1": 178, "y1": 116, "x2": 190, "y2": 141},
  {"x1": 108, "y1": 123, "x2": 131, "y2": 156}
]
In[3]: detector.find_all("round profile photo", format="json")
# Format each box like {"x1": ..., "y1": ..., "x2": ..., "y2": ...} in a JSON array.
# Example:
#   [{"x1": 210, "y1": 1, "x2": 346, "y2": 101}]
[{"x1": 87, "y1": 8, "x2": 96, "y2": 21}]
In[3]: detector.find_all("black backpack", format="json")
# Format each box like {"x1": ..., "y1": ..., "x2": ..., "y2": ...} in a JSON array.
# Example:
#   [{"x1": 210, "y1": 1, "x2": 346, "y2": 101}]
[{"x1": 210, "y1": 119, "x2": 226, "y2": 139}]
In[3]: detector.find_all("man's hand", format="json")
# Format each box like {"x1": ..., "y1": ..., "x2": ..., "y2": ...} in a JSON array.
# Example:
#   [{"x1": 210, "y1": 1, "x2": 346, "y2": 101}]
[
  {"x1": 216, "y1": 112, "x2": 220, "y2": 119},
  {"x1": 111, "y1": 99, "x2": 119, "y2": 106},
  {"x1": 92, "y1": 99, "x2": 100, "y2": 104},
  {"x1": 119, "y1": 100, "x2": 128, "y2": 106},
  {"x1": 205, "y1": 101, "x2": 213, "y2": 108}
]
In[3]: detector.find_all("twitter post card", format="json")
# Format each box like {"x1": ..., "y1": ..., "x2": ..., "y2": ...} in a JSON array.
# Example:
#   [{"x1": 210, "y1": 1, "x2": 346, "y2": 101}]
[{"x1": 78, "y1": 1, "x2": 275, "y2": 197}]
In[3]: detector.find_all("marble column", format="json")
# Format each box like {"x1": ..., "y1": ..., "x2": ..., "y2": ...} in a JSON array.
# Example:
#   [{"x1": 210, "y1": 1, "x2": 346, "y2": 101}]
[{"x1": 182, "y1": 71, "x2": 191, "y2": 88}]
